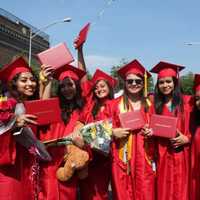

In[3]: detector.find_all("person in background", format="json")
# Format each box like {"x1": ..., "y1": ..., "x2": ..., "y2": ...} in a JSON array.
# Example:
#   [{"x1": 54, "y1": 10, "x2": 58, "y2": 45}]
[
  {"x1": 111, "y1": 59, "x2": 156, "y2": 200},
  {"x1": 190, "y1": 74, "x2": 200, "y2": 200},
  {"x1": 150, "y1": 61, "x2": 191, "y2": 200}
]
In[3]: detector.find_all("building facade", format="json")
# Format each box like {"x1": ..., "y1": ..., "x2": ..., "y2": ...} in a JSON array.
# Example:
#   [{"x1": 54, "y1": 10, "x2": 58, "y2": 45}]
[{"x1": 0, "y1": 8, "x2": 49, "y2": 66}]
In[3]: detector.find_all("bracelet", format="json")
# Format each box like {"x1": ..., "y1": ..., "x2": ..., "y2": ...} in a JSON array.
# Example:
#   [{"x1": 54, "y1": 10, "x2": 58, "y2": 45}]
[{"x1": 39, "y1": 71, "x2": 48, "y2": 83}]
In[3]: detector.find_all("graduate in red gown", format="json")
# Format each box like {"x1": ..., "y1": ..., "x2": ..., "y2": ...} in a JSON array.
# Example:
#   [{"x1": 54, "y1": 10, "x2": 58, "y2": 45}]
[
  {"x1": 39, "y1": 64, "x2": 86, "y2": 200},
  {"x1": 190, "y1": 74, "x2": 200, "y2": 200},
  {"x1": 150, "y1": 61, "x2": 191, "y2": 200},
  {"x1": 73, "y1": 35, "x2": 116, "y2": 199},
  {"x1": 75, "y1": 69, "x2": 117, "y2": 200},
  {"x1": 0, "y1": 57, "x2": 39, "y2": 200},
  {"x1": 111, "y1": 59, "x2": 156, "y2": 200}
]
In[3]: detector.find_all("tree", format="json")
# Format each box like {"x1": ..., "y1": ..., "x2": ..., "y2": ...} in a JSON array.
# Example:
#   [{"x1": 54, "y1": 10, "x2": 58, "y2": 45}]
[
  {"x1": 180, "y1": 72, "x2": 194, "y2": 95},
  {"x1": 110, "y1": 59, "x2": 128, "y2": 92},
  {"x1": 148, "y1": 77, "x2": 154, "y2": 93}
]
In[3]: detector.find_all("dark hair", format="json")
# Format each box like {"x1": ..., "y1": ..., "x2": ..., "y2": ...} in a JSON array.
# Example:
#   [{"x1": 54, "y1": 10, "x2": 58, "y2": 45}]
[
  {"x1": 192, "y1": 97, "x2": 200, "y2": 126},
  {"x1": 123, "y1": 74, "x2": 149, "y2": 112},
  {"x1": 57, "y1": 77, "x2": 85, "y2": 124},
  {"x1": 8, "y1": 72, "x2": 39, "y2": 101},
  {"x1": 0, "y1": 81, "x2": 7, "y2": 96},
  {"x1": 188, "y1": 100, "x2": 200, "y2": 136},
  {"x1": 91, "y1": 80, "x2": 114, "y2": 118},
  {"x1": 154, "y1": 77, "x2": 183, "y2": 115}
]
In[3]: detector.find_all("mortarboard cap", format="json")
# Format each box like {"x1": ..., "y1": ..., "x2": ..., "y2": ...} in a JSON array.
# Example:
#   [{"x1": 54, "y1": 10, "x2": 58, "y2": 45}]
[
  {"x1": 194, "y1": 74, "x2": 200, "y2": 92},
  {"x1": 75, "y1": 23, "x2": 90, "y2": 49},
  {"x1": 150, "y1": 61, "x2": 185, "y2": 79},
  {"x1": 53, "y1": 64, "x2": 86, "y2": 81},
  {"x1": 117, "y1": 59, "x2": 151, "y2": 80},
  {"x1": 0, "y1": 57, "x2": 31, "y2": 83},
  {"x1": 91, "y1": 69, "x2": 117, "y2": 88}
]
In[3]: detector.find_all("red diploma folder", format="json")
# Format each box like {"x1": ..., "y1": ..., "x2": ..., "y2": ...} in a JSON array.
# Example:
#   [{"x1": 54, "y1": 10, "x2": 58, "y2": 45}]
[
  {"x1": 24, "y1": 98, "x2": 62, "y2": 125},
  {"x1": 37, "y1": 43, "x2": 74, "y2": 69},
  {"x1": 149, "y1": 114, "x2": 178, "y2": 138},
  {"x1": 75, "y1": 23, "x2": 90, "y2": 49},
  {"x1": 119, "y1": 110, "x2": 145, "y2": 130}
]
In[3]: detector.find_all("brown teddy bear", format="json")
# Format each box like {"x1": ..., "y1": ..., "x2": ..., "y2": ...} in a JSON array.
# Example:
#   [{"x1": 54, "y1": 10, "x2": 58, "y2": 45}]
[{"x1": 56, "y1": 144, "x2": 89, "y2": 182}]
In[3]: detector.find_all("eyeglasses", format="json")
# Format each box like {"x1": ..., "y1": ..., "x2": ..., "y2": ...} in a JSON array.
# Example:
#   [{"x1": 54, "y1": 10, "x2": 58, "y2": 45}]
[{"x1": 126, "y1": 79, "x2": 143, "y2": 85}]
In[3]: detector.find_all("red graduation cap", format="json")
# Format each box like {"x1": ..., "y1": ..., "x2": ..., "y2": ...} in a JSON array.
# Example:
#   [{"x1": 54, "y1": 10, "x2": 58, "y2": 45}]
[
  {"x1": 75, "y1": 23, "x2": 90, "y2": 49},
  {"x1": 0, "y1": 57, "x2": 31, "y2": 83},
  {"x1": 91, "y1": 69, "x2": 117, "y2": 88},
  {"x1": 150, "y1": 61, "x2": 185, "y2": 78},
  {"x1": 117, "y1": 59, "x2": 151, "y2": 80},
  {"x1": 53, "y1": 64, "x2": 86, "y2": 81},
  {"x1": 194, "y1": 74, "x2": 200, "y2": 92}
]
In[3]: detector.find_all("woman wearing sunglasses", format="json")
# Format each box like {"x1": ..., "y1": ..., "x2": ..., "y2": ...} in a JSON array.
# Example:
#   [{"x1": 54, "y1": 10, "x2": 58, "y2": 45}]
[
  {"x1": 111, "y1": 59, "x2": 156, "y2": 200},
  {"x1": 150, "y1": 62, "x2": 191, "y2": 200},
  {"x1": 190, "y1": 74, "x2": 200, "y2": 200}
]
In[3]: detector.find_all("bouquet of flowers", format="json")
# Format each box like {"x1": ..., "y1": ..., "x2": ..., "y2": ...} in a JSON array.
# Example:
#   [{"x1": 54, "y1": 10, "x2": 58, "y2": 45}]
[
  {"x1": 43, "y1": 119, "x2": 113, "y2": 155},
  {"x1": 0, "y1": 97, "x2": 17, "y2": 135},
  {"x1": 0, "y1": 97, "x2": 16, "y2": 123},
  {"x1": 80, "y1": 119, "x2": 112, "y2": 154}
]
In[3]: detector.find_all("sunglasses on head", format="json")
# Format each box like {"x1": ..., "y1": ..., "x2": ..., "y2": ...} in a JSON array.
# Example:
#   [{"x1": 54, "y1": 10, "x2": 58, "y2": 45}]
[{"x1": 126, "y1": 79, "x2": 143, "y2": 85}]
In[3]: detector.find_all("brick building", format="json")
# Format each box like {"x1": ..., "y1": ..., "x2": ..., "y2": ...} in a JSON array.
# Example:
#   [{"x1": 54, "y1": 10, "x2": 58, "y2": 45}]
[{"x1": 0, "y1": 8, "x2": 49, "y2": 67}]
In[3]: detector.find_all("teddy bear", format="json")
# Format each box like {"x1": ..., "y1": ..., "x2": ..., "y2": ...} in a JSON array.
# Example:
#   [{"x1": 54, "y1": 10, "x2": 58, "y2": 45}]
[{"x1": 56, "y1": 144, "x2": 89, "y2": 182}]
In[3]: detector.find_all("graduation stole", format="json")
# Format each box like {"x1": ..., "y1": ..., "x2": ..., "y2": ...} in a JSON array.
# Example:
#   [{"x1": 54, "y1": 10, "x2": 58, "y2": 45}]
[{"x1": 118, "y1": 97, "x2": 133, "y2": 165}]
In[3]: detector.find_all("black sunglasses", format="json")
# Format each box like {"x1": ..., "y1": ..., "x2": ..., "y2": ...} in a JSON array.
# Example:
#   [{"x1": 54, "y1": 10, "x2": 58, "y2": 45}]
[
  {"x1": 195, "y1": 96, "x2": 200, "y2": 101},
  {"x1": 126, "y1": 79, "x2": 143, "y2": 85}
]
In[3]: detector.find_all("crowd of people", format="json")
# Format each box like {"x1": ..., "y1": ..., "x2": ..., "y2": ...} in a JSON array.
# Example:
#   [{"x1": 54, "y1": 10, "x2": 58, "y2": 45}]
[{"x1": 0, "y1": 38, "x2": 199, "y2": 200}]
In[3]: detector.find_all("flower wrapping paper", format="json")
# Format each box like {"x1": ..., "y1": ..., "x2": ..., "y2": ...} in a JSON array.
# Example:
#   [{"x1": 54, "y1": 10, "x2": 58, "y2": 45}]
[{"x1": 80, "y1": 119, "x2": 112, "y2": 154}]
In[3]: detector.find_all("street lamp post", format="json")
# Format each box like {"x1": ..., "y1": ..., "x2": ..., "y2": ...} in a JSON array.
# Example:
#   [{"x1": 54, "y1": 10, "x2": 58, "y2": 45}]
[{"x1": 28, "y1": 17, "x2": 72, "y2": 66}]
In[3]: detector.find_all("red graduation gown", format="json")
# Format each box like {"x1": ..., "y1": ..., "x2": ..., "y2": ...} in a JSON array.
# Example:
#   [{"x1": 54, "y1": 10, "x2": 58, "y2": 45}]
[
  {"x1": 78, "y1": 99, "x2": 114, "y2": 200},
  {"x1": 0, "y1": 128, "x2": 36, "y2": 199},
  {"x1": 191, "y1": 126, "x2": 200, "y2": 200},
  {"x1": 39, "y1": 110, "x2": 80, "y2": 200},
  {"x1": 155, "y1": 101, "x2": 191, "y2": 200},
  {"x1": 111, "y1": 96, "x2": 156, "y2": 200},
  {"x1": 0, "y1": 98, "x2": 38, "y2": 200}
]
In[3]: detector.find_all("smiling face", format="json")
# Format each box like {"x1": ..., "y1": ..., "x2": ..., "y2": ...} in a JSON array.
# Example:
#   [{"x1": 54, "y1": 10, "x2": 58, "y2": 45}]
[
  {"x1": 125, "y1": 73, "x2": 144, "y2": 95},
  {"x1": 60, "y1": 78, "x2": 77, "y2": 100},
  {"x1": 16, "y1": 72, "x2": 37, "y2": 98},
  {"x1": 157, "y1": 76, "x2": 175, "y2": 96},
  {"x1": 94, "y1": 80, "x2": 110, "y2": 99}
]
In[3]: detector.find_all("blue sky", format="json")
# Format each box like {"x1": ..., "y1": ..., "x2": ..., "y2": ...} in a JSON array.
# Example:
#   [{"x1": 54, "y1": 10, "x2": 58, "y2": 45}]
[{"x1": 1, "y1": 0, "x2": 200, "y2": 76}]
